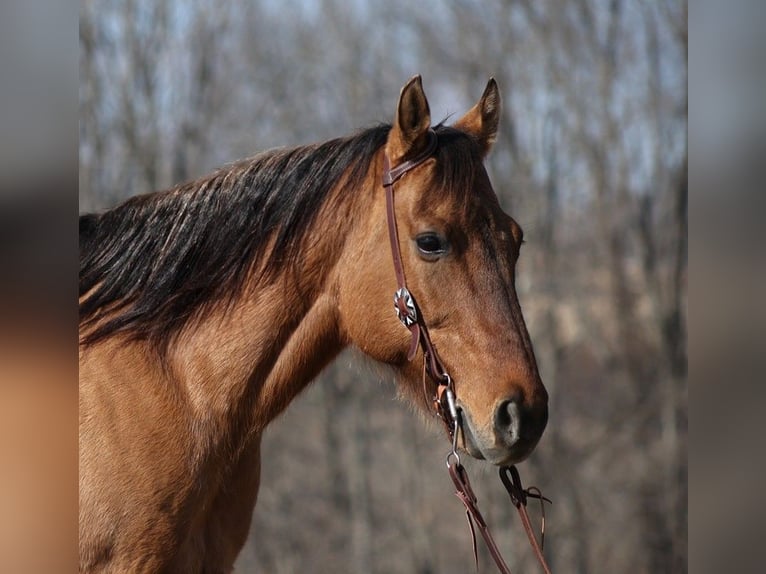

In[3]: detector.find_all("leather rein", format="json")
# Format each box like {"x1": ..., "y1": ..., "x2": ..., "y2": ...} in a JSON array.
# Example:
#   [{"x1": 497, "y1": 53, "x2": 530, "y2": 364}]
[{"x1": 382, "y1": 129, "x2": 553, "y2": 574}]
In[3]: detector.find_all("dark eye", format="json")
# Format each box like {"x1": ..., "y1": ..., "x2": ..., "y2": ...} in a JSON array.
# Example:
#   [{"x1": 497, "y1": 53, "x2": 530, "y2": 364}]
[{"x1": 415, "y1": 233, "x2": 448, "y2": 259}]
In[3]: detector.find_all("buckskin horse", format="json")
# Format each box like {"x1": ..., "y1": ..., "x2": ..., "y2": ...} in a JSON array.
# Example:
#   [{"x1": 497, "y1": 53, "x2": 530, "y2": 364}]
[{"x1": 79, "y1": 76, "x2": 549, "y2": 573}]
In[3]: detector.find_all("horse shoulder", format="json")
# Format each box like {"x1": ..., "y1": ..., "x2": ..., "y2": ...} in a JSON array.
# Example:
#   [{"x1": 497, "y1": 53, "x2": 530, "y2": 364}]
[{"x1": 79, "y1": 339, "x2": 195, "y2": 571}]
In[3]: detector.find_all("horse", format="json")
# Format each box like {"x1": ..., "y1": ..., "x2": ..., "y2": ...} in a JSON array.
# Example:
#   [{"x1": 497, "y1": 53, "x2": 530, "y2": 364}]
[{"x1": 79, "y1": 76, "x2": 549, "y2": 573}]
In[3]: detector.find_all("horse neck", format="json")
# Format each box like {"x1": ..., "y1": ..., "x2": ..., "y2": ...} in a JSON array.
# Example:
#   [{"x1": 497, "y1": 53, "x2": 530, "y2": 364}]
[{"x1": 166, "y1": 177, "x2": 369, "y2": 442}]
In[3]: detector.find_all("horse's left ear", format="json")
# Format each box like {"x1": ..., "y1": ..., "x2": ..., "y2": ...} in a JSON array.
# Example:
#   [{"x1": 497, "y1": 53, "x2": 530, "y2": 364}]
[{"x1": 454, "y1": 78, "x2": 502, "y2": 156}]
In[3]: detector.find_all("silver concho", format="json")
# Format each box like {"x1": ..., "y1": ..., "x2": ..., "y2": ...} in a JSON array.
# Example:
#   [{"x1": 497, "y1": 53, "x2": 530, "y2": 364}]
[{"x1": 393, "y1": 287, "x2": 417, "y2": 327}]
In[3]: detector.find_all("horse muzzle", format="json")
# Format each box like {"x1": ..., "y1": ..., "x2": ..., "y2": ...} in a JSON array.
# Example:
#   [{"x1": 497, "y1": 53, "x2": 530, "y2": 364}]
[{"x1": 458, "y1": 396, "x2": 548, "y2": 466}]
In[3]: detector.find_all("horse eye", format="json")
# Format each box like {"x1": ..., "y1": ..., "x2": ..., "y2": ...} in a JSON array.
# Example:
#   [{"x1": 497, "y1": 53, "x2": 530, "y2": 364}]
[{"x1": 416, "y1": 233, "x2": 447, "y2": 258}]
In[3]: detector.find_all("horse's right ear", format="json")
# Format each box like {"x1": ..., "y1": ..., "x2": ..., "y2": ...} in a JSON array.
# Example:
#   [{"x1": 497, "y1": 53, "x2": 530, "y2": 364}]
[{"x1": 387, "y1": 75, "x2": 432, "y2": 162}]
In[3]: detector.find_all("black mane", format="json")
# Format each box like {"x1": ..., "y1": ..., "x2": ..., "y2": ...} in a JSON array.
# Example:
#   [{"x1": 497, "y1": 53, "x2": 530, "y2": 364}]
[{"x1": 79, "y1": 124, "x2": 480, "y2": 348}]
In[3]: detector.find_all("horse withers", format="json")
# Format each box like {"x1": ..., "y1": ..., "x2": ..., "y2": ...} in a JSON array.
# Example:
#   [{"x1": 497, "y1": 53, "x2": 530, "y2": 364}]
[{"x1": 79, "y1": 76, "x2": 548, "y2": 572}]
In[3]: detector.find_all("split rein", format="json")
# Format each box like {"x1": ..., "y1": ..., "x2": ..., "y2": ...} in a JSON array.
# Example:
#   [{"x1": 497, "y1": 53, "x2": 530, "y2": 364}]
[{"x1": 382, "y1": 129, "x2": 553, "y2": 574}]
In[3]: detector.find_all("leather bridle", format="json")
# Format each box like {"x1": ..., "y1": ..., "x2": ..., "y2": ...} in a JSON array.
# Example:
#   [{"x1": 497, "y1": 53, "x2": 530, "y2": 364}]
[
  {"x1": 382, "y1": 130, "x2": 455, "y2": 434},
  {"x1": 382, "y1": 128, "x2": 553, "y2": 574}
]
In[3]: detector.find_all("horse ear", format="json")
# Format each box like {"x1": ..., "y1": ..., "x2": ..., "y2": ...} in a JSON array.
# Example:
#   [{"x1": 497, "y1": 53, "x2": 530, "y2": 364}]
[
  {"x1": 454, "y1": 78, "x2": 502, "y2": 156},
  {"x1": 388, "y1": 75, "x2": 432, "y2": 161}
]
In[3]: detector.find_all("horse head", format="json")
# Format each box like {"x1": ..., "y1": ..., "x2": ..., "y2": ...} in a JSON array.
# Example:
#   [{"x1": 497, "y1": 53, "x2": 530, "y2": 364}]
[{"x1": 337, "y1": 77, "x2": 548, "y2": 466}]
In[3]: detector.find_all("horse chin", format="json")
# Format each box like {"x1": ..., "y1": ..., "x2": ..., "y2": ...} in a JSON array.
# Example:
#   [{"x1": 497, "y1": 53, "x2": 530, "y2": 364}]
[
  {"x1": 458, "y1": 423, "x2": 486, "y2": 461},
  {"x1": 482, "y1": 443, "x2": 536, "y2": 467}
]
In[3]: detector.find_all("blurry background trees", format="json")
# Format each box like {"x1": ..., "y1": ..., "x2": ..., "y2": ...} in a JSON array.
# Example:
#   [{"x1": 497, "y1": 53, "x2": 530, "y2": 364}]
[{"x1": 80, "y1": 0, "x2": 687, "y2": 572}]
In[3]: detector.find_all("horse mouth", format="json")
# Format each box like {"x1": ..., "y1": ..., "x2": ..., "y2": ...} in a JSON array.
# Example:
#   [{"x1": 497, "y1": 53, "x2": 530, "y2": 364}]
[{"x1": 458, "y1": 409, "x2": 539, "y2": 466}]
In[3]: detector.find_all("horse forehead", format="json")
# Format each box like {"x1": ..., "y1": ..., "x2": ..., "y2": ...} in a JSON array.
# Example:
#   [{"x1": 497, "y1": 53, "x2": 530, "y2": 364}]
[
  {"x1": 406, "y1": 158, "x2": 515, "y2": 243},
  {"x1": 463, "y1": 196, "x2": 515, "y2": 243},
  {"x1": 411, "y1": 183, "x2": 496, "y2": 225}
]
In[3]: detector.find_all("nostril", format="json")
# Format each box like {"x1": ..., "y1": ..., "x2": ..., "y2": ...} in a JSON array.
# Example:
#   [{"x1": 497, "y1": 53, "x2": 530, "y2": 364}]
[
  {"x1": 495, "y1": 399, "x2": 512, "y2": 429},
  {"x1": 494, "y1": 398, "x2": 521, "y2": 442}
]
